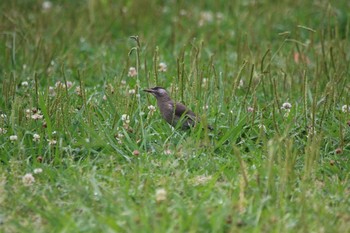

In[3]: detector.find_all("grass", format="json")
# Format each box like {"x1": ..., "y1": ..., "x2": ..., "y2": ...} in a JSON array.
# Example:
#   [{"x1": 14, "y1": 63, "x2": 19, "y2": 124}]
[{"x1": 0, "y1": 0, "x2": 350, "y2": 232}]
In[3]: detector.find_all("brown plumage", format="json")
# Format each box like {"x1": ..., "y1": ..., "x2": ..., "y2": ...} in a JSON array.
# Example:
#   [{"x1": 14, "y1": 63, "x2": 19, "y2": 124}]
[{"x1": 143, "y1": 87, "x2": 212, "y2": 130}]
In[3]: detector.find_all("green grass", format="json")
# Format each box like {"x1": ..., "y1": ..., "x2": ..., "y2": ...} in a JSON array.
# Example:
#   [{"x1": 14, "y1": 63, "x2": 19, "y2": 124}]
[{"x1": 1, "y1": 0, "x2": 350, "y2": 232}]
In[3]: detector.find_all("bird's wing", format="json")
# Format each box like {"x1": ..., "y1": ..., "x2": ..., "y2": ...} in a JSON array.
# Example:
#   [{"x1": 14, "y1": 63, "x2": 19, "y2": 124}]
[{"x1": 174, "y1": 102, "x2": 197, "y2": 120}]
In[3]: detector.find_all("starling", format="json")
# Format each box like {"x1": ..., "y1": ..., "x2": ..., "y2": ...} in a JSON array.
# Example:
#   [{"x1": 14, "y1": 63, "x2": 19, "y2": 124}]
[{"x1": 143, "y1": 87, "x2": 212, "y2": 130}]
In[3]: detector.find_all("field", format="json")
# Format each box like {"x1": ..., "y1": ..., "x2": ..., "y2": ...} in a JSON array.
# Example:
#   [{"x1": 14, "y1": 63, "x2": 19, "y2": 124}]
[{"x1": 1, "y1": 0, "x2": 350, "y2": 232}]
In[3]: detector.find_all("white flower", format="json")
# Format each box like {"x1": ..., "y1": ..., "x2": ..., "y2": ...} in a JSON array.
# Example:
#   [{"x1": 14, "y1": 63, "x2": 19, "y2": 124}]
[
  {"x1": 65, "y1": 81, "x2": 73, "y2": 89},
  {"x1": 42, "y1": 1, "x2": 52, "y2": 11},
  {"x1": 158, "y1": 62, "x2": 167, "y2": 72},
  {"x1": 199, "y1": 11, "x2": 213, "y2": 26},
  {"x1": 49, "y1": 86, "x2": 55, "y2": 96},
  {"x1": 33, "y1": 168, "x2": 43, "y2": 174},
  {"x1": 22, "y1": 173, "x2": 35, "y2": 186},
  {"x1": 103, "y1": 95, "x2": 107, "y2": 100},
  {"x1": 55, "y1": 81, "x2": 73, "y2": 89},
  {"x1": 247, "y1": 107, "x2": 254, "y2": 112},
  {"x1": 121, "y1": 114, "x2": 130, "y2": 123},
  {"x1": 33, "y1": 133, "x2": 40, "y2": 142},
  {"x1": 31, "y1": 113, "x2": 44, "y2": 120},
  {"x1": 281, "y1": 102, "x2": 292, "y2": 110},
  {"x1": 148, "y1": 105, "x2": 156, "y2": 112},
  {"x1": 155, "y1": 188, "x2": 167, "y2": 202},
  {"x1": 21, "y1": 81, "x2": 29, "y2": 87},
  {"x1": 0, "y1": 114, "x2": 6, "y2": 118},
  {"x1": 128, "y1": 67, "x2": 137, "y2": 77},
  {"x1": 121, "y1": 80, "x2": 127, "y2": 85},
  {"x1": 128, "y1": 89, "x2": 136, "y2": 95},
  {"x1": 10, "y1": 135, "x2": 18, "y2": 141},
  {"x1": 0, "y1": 128, "x2": 7, "y2": 134},
  {"x1": 48, "y1": 139, "x2": 57, "y2": 146},
  {"x1": 75, "y1": 86, "x2": 82, "y2": 96},
  {"x1": 342, "y1": 105, "x2": 350, "y2": 113}
]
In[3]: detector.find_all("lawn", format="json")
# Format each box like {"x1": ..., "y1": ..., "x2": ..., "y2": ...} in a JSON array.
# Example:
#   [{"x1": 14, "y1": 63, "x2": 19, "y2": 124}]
[{"x1": 0, "y1": 0, "x2": 350, "y2": 232}]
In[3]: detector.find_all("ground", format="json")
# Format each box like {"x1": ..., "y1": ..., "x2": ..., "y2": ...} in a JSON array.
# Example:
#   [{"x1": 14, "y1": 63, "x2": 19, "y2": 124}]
[{"x1": 0, "y1": 1, "x2": 350, "y2": 232}]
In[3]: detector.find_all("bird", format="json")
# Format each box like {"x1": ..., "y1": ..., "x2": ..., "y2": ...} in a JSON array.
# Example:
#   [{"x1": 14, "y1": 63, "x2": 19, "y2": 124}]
[{"x1": 143, "y1": 87, "x2": 212, "y2": 130}]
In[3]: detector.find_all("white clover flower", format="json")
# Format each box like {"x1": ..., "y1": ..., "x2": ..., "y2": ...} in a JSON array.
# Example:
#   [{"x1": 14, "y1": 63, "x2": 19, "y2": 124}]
[
  {"x1": 247, "y1": 107, "x2": 254, "y2": 112},
  {"x1": 75, "y1": 86, "x2": 82, "y2": 96},
  {"x1": 65, "y1": 81, "x2": 73, "y2": 89},
  {"x1": 33, "y1": 133, "x2": 40, "y2": 142},
  {"x1": 21, "y1": 81, "x2": 29, "y2": 87},
  {"x1": 22, "y1": 173, "x2": 35, "y2": 186},
  {"x1": 155, "y1": 188, "x2": 167, "y2": 202},
  {"x1": 128, "y1": 89, "x2": 136, "y2": 95},
  {"x1": 158, "y1": 62, "x2": 167, "y2": 72},
  {"x1": 103, "y1": 95, "x2": 107, "y2": 101},
  {"x1": 148, "y1": 105, "x2": 156, "y2": 112},
  {"x1": 33, "y1": 168, "x2": 43, "y2": 174},
  {"x1": 0, "y1": 114, "x2": 6, "y2": 118},
  {"x1": 48, "y1": 139, "x2": 57, "y2": 146},
  {"x1": 31, "y1": 113, "x2": 44, "y2": 120},
  {"x1": 25, "y1": 109, "x2": 31, "y2": 119},
  {"x1": 281, "y1": 102, "x2": 292, "y2": 110},
  {"x1": 128, "y1": 67, "x2": 137, "y2": 77},
  {"x1": 42, "y1": 1, "x2": 52, "y2": 11},
  {"x1": 49, "y1": 86, "x2": 56, "y2": 96},
  {"x1": 55, "y1": 81, "x2": 73, "y2": 89},
  {"x1": 199, "y1": 11, "x2": 213, "y2": 26},
  {"x1": 115, "y1": 132, "x2": 124, "y2": 144},
  {"x1": 10, "y1": 135, "x2": 18, "y2": 141},
  {"x1": 121, "y1": 114, "x2": 130, "y2": 122},
  {"x1": 342, "y1": 105, "x2": 350, "y2": 113},
  {"x1": 121, "y1": 80, "x2": 126, "y2": 85}
]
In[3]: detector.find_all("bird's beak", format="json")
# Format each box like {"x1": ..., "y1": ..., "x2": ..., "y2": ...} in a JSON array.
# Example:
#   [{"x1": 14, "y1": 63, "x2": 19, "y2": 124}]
[{"x1": 143, "y1": 88, "x2": 154, "y2": 93}]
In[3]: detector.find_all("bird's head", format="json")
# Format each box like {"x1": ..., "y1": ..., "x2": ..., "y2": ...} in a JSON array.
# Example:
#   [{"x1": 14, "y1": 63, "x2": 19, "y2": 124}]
[{"x1": 143, "y1": 87, "x2": 169, "y2": 99}]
